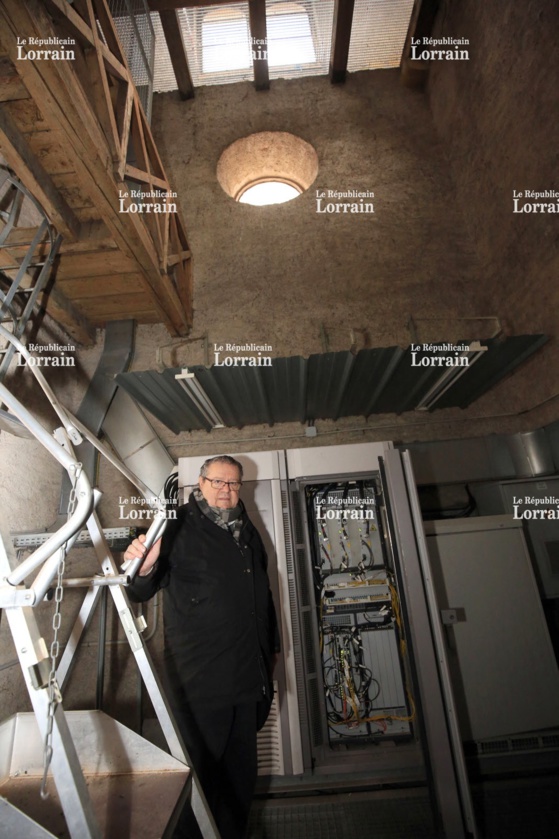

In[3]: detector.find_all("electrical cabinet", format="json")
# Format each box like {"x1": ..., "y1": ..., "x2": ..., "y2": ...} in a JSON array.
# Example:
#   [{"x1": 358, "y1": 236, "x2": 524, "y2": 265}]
[
  {"x1": 298, "y1": 479, "x2": 412, "y2": 747},
  {"x1": 471, "y1": 477, "x2": 559, "y2": 599},
  {"x1": 424, "y1": 515, "x2": 559, "y2": 742},
  {"x1": 178, "y1": 444, "x2": 478, "y2": 839}
]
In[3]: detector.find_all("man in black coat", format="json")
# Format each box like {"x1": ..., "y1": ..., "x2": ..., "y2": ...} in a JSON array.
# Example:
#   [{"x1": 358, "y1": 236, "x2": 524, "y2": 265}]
[{"x1": 124, "y1": 455, "x2": 279, "y2": 839}]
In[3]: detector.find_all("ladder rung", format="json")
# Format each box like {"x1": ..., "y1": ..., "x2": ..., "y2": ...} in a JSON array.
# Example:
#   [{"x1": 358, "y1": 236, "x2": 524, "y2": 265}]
[
  {"x1": 0, "y1": 240, "x2": 47, "y2": 248},
  {"x1": 0, "y1": 262, "x2": 46, "y2": 269}
]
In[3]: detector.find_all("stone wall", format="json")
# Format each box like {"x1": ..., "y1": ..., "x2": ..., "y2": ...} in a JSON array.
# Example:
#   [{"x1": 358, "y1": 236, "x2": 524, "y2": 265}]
[{"x1": 427, "y1": 0, "x2": 559, "y2": 428}]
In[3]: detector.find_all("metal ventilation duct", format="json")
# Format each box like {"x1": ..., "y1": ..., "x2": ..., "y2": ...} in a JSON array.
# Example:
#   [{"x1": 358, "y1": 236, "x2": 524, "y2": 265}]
[{"x1": 116, "y1": 335, "x2": 547, "y2": 434}]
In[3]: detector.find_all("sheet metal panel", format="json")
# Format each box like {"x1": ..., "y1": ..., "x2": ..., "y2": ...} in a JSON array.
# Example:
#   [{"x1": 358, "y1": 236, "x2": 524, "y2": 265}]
[
  {"x1": 116, "y1": 336, "x2": 547, "y2": 433},
  {"x1": 434, "y1": 334, "x2": 548, "y2": 410}
]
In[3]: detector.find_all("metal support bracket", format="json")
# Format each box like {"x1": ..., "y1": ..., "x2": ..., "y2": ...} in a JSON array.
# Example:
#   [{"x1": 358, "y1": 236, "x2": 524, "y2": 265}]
[
  {"x1": 120, "y1": 609, "x2": 144, "y2": 652},
  {"x1": 441, "y1": 608, "x2": 467, "y2": 625},
  {"x1": 29, "y1": 657, "x2": 52, "y2": 691}
]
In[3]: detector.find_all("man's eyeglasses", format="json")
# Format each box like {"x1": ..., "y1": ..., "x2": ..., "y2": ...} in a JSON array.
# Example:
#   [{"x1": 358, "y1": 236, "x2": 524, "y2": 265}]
[{"x1": 203, "y1": 477, "x2": 242, "y2": 491}]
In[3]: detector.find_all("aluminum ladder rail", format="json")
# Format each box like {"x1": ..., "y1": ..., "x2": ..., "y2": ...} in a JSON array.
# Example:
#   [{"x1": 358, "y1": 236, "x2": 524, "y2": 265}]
[{"x1": 0, "y1": 329, "x2": 219, "y2": 839}]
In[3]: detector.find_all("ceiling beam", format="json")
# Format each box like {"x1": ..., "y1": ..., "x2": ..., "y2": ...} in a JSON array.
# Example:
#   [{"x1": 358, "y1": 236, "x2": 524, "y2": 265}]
[
  {"x1": 329, "y1": 0, "x2": 356, "y2": 84},
  {"x1": 0, "y1": 55, "x2": 29, "y2": 101},
  {"x1": 41, "y1": 282, "x2": 97, "y2": 346},
  {"x1": 6, "y1": 0, "x2": 192, "y2": 335},
  {"x1": 401, "y1": 0, "x2": 440, "y2": 88},
  {"x1": 159, "y1": 9, "x2": 194, "y2": 99},
  {"x1": 248, "y1": 0, "x2": 269, "y2": 91},
  {"x1": 0, "y1": 105, "x2": 81, "y2": 240}
]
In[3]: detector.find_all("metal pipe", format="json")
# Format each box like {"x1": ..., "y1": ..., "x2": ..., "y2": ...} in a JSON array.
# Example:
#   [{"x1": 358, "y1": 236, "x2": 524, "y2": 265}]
[
  {"x1": 58, "y1": 575, "x2": 130, "y2": 587},
  {"x1": 6, "y1": 469, "x2": 94, "y2": 595},
  {"x1": 29, "y1": 490, "x2": 103, "y2": 599},
  {"x1": 0, "y1": 387, "x2": 95, "y2": 591},
  {"x1": 122, "y1": 511, "x2": 168, "y2": 581}
]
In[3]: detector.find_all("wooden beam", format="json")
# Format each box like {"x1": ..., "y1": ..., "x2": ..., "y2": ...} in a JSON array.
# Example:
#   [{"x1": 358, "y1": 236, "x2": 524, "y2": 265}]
[
  {"x1": 329, "y1": 0, "x2": 356, "y2": 84},
  {"x1": 0, "y1": 105, "x2": 81, "y2": 240},
  {"x1": 124, "y1": 164, "x2": 168, "y2": 191},
  {"x1": 43, "y1": 0, "x2": 129, "y2": 81},
  {"x1": 58, "y1": 222, "x2": 116, "y2": 254},
  {"x1": 57, "y1": 272, "x2": 147, "y2": 298},
  {"x1": 91, "y1": 0, "x2": 128, "y2": 66},
  {"x1": 43, "y1": 0, "x2": 96, "y2": 51},
  {"x1": 172, "y1": 255, "x2": 192, "y2": 324},
  {"x1": 166, "y1": 250, "x2": 191, "y2": 268},
  {"x1": 137, "y1": 105, "x2": 167, "y2": 181},
  {"x1": 117, "y1": 82, "x2": 135, "y2": 179},
  {"x1": 401, "y1": 0, "x2": 440, "y2": 88},
  {"x1": 159, "y1": 9, "x2": 194, "y2": 100},
  {"x1": 84, "y1": 0, "x2": 121, "y2": 161},
  {"x1": 41, "y1": 284, "x2": 96, "y2": 346},
  {"x1": 248, "y1": 0, "x2": 269, "y2": 91},
  {"x1": 1, "y1": 0, "x2": 191, "y2": 335},
  {"x1": 0, "y1": 55, "x2": 29, "y2": 101}
]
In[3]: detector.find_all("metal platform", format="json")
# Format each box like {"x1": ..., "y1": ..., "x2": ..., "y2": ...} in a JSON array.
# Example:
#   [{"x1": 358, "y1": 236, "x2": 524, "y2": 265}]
[
  {"x1": 0, "y1": 711, "x2": 189, "y2": 839},
  {"x1": 248, "y1": 775, "x2": 559, "y2": 839},
  {"x1": 248, "y1": 790, "x2": 436, "y2": 839}
]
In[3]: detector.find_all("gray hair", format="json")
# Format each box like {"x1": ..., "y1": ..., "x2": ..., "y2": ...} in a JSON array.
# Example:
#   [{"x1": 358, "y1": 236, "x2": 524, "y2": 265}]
[{"x1": 199, "y1": 455, "x2": 243, "y2": 480}]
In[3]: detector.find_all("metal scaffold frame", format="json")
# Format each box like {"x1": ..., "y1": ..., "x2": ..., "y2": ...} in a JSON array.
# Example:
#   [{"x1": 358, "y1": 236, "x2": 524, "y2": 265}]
[{"x1": 0, "y1": 326, "x2": 219, "y2": 839}]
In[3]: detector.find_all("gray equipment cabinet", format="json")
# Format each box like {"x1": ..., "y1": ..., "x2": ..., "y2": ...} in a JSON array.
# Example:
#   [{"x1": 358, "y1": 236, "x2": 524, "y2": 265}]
[{"x1": 424, "y1": 515, "x2": 559, "y2": 743}]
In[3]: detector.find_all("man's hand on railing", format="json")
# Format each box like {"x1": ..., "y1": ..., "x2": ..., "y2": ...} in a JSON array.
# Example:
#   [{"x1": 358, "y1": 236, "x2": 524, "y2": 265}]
[{"x1": 123, "y1": 534, "x2": 162, "y2": 577}]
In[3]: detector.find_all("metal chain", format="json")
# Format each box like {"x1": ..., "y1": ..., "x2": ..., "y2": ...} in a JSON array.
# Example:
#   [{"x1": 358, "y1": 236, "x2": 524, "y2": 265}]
[{"x1": 40, "y1": 463, "x2": 82, "y2": 800}]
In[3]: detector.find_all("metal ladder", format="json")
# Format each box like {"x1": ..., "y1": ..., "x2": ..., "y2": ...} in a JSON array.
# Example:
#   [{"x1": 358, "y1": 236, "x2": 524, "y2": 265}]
[
  {"x1": 0, "y1": 329, "x2": 219, "y2": 839},
  {"x1": 0, "y1": 167, "x2": 62, "y2": 383}
]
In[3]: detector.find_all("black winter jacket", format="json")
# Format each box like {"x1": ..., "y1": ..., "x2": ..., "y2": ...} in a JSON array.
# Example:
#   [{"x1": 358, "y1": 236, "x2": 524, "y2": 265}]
[{"x1": 128, "y1": 493, "x2": 279, "y2": 709}]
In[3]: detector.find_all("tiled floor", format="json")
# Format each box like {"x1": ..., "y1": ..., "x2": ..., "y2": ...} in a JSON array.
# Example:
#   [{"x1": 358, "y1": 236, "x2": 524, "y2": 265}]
[{"x1": 248, "y1": 775, "x2": 559, "y2": 839}]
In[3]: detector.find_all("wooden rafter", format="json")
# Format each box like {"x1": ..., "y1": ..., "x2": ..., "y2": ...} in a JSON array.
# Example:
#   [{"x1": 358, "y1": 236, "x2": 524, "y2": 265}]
[
  {"x1": 83, "y1": 0, "x2": 122, "y2": 163},
  {"x1": 1, "y1": 0, "x2": 193, "y2": 335},
  {"x1": 0, "y1": 106, "x2": 81, "y2": 240},
  {"x1": 41, "y1": 283, "x2": 97, "y2": 345},
  {"x1": 329, "y1": 0, "x2": 356, "y2": 84},
  {"x1": 159, "y1": 9, "x2": 194, "y2": 100},
  {"x1": 0, "y1": 55, "x2": 28, "y2": 101},
  {"x1": 401, "y1": 0, "x2": 440, "y2": 88},
  {"x1": 116, "y1": 82, "x2": 135, "y2": 179},
  {"x1": 248, "y1": 0, "x2": 269, "y2": 91}
]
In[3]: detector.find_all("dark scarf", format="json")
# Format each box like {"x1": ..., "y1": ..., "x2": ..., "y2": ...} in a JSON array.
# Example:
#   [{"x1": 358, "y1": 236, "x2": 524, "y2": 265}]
[{"x1": 193, "y1": 487, "x2": 243, "y2": 542}]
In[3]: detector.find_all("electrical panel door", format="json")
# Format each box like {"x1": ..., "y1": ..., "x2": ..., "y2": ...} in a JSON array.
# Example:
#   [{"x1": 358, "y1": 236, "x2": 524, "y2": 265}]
[{"x1": 295, "y1": 478, "x2": 413, "y2": 750}]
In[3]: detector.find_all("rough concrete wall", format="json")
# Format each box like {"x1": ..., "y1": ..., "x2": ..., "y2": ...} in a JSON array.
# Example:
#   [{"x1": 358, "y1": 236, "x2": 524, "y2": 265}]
[
  {"x1": 154, "y1": 71, "x2": 483, "y2": 355},
  {"x1": 427, "y1": 0, "x2": 559, "y2": 428},
  {"x1": 125, "y1": 65, "x2": 553, "y2": 453}
]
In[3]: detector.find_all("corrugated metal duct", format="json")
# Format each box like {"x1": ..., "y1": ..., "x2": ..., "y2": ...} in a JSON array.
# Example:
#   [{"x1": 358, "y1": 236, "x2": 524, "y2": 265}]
[{"x1": 116, "y1": 336, "x2": 547, "y2": 434}]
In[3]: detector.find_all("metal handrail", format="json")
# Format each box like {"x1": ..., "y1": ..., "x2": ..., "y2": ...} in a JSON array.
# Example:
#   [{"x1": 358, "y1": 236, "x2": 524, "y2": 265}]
[{"x1": 0, "y1": 330, "x2": 168, "y2": 599}]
